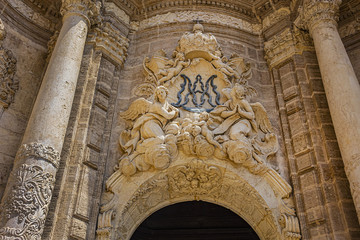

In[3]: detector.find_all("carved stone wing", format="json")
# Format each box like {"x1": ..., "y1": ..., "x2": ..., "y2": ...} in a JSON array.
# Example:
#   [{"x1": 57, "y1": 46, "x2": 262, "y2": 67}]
[
  {"x1": 119, "y1": 98, "x2": 151, "y2": 121},
  {"x1": 251, "y1": 102, "x2": 274, "y2": 133},
  {"x1": 228, "y1": 55, "x2": 252, "y2": 80}
]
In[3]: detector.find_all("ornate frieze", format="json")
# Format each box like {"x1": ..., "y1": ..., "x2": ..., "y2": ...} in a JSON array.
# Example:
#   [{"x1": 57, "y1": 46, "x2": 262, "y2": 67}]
[
  {"x1": 60, "y1": 0, "x2": 102, "y2": 26},
  {"x1": 87, "y1": 22, "x2": 129, "y2": 66},
  {"x1": 16, "y1": 142, "x2": 60, "y2": 168},
  {"x1": 0, "y1": 19, "x2": 17, "y2": 111},
  {"x1": 301, "y1": 0, "x2": 342, "y2": 31},
  {"x1": 264, "y1": 27, "x2": 314, "y2": 68},
  {"x1": 0, "y1": 164, "x2": 55, "y2": 240},
  {"x1": 138, "y1": 11, "x2": 262, "y2": 34}
]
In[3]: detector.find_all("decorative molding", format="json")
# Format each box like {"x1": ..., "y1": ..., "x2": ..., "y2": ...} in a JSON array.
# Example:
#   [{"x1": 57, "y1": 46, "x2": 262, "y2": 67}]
[
  {"x1": 16, "y1": 142, "x2": 60, "y2": 168},
  {"x1": 264, "y1": 27, "x2": 314, "y2": 68},
  {"x1": 136, "y1": 1, "x2": 255, "y2": 20},
  {"x1": 0, "y1": 164, "x2": 55, "y2": 240},
  {"x1": 104, "y1": 2, "x2": 130, "y2": 25},
  {"x1": 262, "y1": 7, "x2": 291, "y2": 30},
  {"x1": 6, "y1": 0, "x2": 58, "y2": 32},
  {"x1": 46, "y1": 30, "x2": 60, "y2": 62},
  {"x1": 138, "y1": 11, "x2": 262, "y2": 34},
  {"x1": 87, "y1": 22, "x2": 129, "y2": 66},
  {"x1": 60, "y1": 0, "x2": 102, "y2": 26},
  {"x1": 339, "y1": 19, "x2": 360, "y2": 38},
  {"x1": 0, "y1": 19, "x2": 18, "y2": 110},
  {"x1": 301, "y1": 0, "x2": 342, "y2": 32}
]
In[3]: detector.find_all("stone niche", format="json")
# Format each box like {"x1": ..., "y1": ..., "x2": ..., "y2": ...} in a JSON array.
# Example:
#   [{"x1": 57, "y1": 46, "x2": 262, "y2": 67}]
[{"x1": 97, "y1": 23, "x2": 301, "y2": 240}]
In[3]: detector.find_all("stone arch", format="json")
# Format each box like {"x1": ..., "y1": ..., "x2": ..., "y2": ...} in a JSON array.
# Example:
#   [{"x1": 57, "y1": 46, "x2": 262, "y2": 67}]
[{"x1": 96, "y1": 158, "x2": 300, "y2": 240}]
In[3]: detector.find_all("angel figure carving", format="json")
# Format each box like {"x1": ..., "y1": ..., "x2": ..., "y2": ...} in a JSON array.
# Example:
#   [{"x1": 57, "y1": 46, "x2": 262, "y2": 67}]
[
  {"x1": 158, "y1": 52, "x2": 190, "y2": 84},
  {"x1": 118, "y1": 86, "x2": 179, "y2": 176},
  {"x1": 210, "y1": 83, "x2": 278, "y2": 174}
]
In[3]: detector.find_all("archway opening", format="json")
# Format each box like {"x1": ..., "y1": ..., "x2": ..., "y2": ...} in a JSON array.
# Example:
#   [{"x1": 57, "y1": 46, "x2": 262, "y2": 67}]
[{"x1": 131, "y1": 201, "x2": 260, "y2": 240}]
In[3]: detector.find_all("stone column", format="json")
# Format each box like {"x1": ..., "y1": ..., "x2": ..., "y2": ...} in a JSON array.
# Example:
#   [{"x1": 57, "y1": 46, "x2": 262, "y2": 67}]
[
  {"x1": 303, "y1": 0, "x2": 360, "y2": 221},
  {"x1": 0, "y1": 1, "x2": 100, "y2": 239}
]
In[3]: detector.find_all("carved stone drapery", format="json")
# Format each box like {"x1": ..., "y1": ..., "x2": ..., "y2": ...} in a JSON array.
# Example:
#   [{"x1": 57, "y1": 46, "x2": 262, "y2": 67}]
[
  {"x1": 300, "y1": 0, "x2": 360, "y2": 221},
  {"x1": 0, "y1": 1, "x2": 104, "y2": 239}
]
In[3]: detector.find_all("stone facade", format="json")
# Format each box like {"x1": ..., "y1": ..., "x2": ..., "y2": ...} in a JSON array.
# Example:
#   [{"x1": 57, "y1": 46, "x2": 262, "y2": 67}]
[{"x1": 0, "y1": 0, "x2": 359, "y2": 239}]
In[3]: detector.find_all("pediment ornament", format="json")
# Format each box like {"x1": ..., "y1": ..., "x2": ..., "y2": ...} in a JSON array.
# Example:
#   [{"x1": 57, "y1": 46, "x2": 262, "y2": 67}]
[{"x1": 118, "y1": 23, "x2": 279, "y2": 177}]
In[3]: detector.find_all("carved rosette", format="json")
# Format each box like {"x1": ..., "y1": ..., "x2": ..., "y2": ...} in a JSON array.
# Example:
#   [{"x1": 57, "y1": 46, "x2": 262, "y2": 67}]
[
  {"x1": 16, "y1": 142, "x2": 60, "y2": 168},
  {"x1": 302, "y1": 0, "x2": 342, "y2": 32},
  {"x1": 61, "y1": 0, "x2": 102, "y2": 26},
  {"x1": 0, "y1": 164, "x2": 55, "y2": 240},
  {"x1": 87, "y1": 22, "x2": 130, "y2": 66},
  {"x1": 0, "y1": 19, "x2": 17, "y2": 110}
]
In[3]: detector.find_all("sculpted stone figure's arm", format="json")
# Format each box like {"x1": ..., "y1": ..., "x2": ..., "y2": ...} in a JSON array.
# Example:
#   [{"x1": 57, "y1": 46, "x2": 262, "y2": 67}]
[
  {"x1": 150, "y1": 102, "x2": 178, "y2": 120},
  {"x1": 221, "y1": 105, "x2": 238, "y2": 118},
  {"x1": 238, "y1": 100, "x2": 255, "y2": 120}
]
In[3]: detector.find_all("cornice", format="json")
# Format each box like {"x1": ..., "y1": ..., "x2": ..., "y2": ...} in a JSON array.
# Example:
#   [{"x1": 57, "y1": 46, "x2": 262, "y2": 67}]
[
  {"x1": 133, "y1": 1, "x2": 257, "y2": 23},
  {"x1": 87, "y1": 22, "x2": 130, "y2": 66},
  {"x1": 0, "y1": 0, "x2": 53, "y2": 46},
  {"x1": 264, "y1": 26, "x2": 314, "y2": 68}
]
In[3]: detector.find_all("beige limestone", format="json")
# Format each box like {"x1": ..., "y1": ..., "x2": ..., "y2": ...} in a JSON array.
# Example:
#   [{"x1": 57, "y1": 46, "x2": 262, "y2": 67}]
[
  {"x1": 303, "y1": 0, "x2": 360, "y2": 221},
  {"x1": 0, "y1": 1, "x2": 95, "y2": 238}
]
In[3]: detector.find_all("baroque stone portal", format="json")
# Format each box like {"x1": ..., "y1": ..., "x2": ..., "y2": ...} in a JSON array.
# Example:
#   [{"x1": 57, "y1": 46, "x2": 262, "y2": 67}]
[{"x1": 97, "y1": 23, "x2": 301, "y2": 240}]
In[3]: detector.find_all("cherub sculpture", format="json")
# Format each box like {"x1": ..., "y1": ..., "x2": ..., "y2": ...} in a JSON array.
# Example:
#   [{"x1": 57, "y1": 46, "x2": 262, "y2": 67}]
[
  {"x1": 118, "y1": 86, "x2": 179, "y2": 176},
  {"x1": 211, "y1": 56, "x2": 240, "y2": 82},
  {"x1": 158, "y1": 52, "x2": 190, "y2": 84},
  {"x1": 210, "y1": 83, "x2": 278, "y2": 174}
]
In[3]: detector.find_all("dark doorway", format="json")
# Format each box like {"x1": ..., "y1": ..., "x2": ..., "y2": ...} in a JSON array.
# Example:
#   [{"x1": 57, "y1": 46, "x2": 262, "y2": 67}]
[{"x1": 131, "y1": 201, "x2": 260, "y2": 240}]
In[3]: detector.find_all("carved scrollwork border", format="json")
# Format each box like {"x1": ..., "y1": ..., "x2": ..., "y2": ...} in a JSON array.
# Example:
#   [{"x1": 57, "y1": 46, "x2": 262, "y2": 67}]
[{"x1": 17, "y1": 142, "x2": 60, "y2": 168}]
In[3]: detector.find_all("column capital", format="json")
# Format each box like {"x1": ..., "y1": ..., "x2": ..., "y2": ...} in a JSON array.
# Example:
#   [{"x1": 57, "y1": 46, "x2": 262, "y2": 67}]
[
  {"x1": 60, "y1": 0, "x2": 102, "y2": 27},
  {"x1": 302, "y1": 0, "x2": 342, "y2": 32}
]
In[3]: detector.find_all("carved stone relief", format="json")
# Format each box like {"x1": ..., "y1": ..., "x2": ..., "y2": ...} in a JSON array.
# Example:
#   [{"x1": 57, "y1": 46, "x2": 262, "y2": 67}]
[
  {"x1": 98, "y1": 23, "x2": 301, "y2": 240},
  {"x1": 0, "y1": 19, "x2": 18, "y2": 113},
  {"x1": 0, "y1": 164, "x2": 55, "y2": 239}
]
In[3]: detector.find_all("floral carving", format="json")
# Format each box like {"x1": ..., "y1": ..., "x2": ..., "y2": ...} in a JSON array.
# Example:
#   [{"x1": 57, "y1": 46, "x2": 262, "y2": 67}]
[
  {"x1": 17, "y1": 142, "x2": 60, "y2": 168},
  {"x1": 0, "y1": 164, "x2": 55, "y2": 239},
  {"x1": 168, "y1": 160, "x2": 222, "y2": 197},
  {"x1": 0, "y1": 19, "x2": 17, "y2": 111}
]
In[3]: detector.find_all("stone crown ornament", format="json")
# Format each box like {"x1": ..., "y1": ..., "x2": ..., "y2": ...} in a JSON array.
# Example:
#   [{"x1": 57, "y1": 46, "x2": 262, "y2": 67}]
[{"x1": 176, "y1": 23, "x2": 222, "y2": 61}]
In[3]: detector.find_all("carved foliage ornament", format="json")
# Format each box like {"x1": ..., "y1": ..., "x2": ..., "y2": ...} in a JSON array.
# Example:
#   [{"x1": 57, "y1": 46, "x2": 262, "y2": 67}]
[
  {"x1": 17, "y1": 142, "x2": 61, "y2": 168},
  {"x1": 118, "y1": 23, "x2": 277, "y2": 177},
  {"x1": 301, "y1": 0, "x2": 342, "y2": 31},
  {"x1": 0, "y1": 19, "x2": 17, "y2": 110},
  {"x1": 60, "y1": 0, "x2": 102, "y2": 26},
  {"x1": 0, "y1": 164, "x2": 55, "y2": 239}
]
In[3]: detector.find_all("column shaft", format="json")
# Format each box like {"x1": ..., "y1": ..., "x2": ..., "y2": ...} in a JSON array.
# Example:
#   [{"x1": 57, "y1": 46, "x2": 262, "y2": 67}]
[
  {"x1": 310, "y1": 18, "x2": 360, "y2": 221},
  {"x1": 0, "y1": 9, "x2": 90, "y2": 240}
]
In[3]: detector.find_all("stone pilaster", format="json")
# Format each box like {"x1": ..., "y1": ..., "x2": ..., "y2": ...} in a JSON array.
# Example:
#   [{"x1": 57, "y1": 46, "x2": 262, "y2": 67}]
[
  {"x1": 302, "y1": 0, "x2": 360, "y2": 221},
  {"x1": 0, "y1": 1, "x2": 100, "y2": 239}
]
